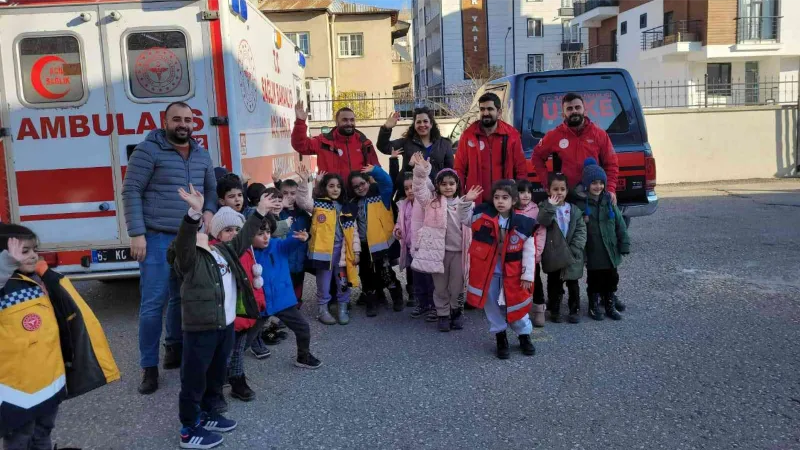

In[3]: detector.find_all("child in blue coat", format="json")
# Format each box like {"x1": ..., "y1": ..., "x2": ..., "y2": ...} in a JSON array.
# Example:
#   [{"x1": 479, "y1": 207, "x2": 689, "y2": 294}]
[{"x1": 253, "y1": 214, "x2": 321, "y2": 369}]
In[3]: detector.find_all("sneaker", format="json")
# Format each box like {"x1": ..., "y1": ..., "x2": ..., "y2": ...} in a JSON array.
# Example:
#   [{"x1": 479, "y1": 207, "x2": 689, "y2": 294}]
[
  {"x1": 261, "y1": 329, "x2": 281, "y2": 345},
  {"x1": 337, "y1": 303, "x2": 350, "y2": 325},
  {"x1": 437, "y1": 316, "x2": 451, "y2": 332},
  {"x1": 137, "y1": 366, "x2": 158, "y2": 395},
  {"x1": 425, "y1": 310, "x2": 438, "y2": 322},
  {"x1": 228, "y1": 376, "x2": 255, "y2": 402},
  {"x1": 180, "y1": 425, "x2": 223, "y2": 449},
  {"x1": 295, "y1": 352, "x2": 323, "y2": 369},
  {"x1": 200, "y1": 411, "x2": 237, "y2": 432},
  {"x1": 318, "y1": 306, "x2": 337, "y2": 325},
  {"x1": 410, "y1": 305, "x2": 431, "y2": 318},
  {"x1": 249, "y1": 338, "x2": 271, "y2": 359},
  {"x1": 567, "y1": 310, "x2": 581, "y2": 324}
]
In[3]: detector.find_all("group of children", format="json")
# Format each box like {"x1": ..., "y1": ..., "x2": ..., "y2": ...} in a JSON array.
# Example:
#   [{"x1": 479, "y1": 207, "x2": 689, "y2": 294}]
[{"x1": 0, "y1": 148, "x2": 630, "y2": 450}]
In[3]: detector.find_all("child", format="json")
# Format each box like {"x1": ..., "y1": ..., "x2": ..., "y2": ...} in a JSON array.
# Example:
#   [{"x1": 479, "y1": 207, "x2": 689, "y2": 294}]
[
  {"x1": 296, "y1": 166, "x2": 361, "y2": 326},
  {"x1": 410, "y1": 152, "x2": 473, "y2": 332},
  {"x1": 515, "y1": 180, "x2": 547, "y2": 327},
  {"x1": 578, "y1": 158, "x2": 630, "y2": 321},
  {"x1": 394, "y1": 172, "x2": 435, "y2": 319},
  {"x1": 348, "y1": 164, "x2": 401, "y2": 317},
  {"x1": 217, "y1": 173, "x2": 245, "y2": 212},
  {"x1": 465, "y1": 180, "x2": 538, "y2": 359},
  {"x1": 537, "y1": 173, "x2": 587, "y2": 324},
  {"x1": 277, "y1": 178, "x2": 311, "y2": 305},
  {"x1": 170, "y1": 184, "x2": 279, "y2": 449},
  {"x1": 1, "y1": 225, "x2": 119, "y2": 450},
  {"x1": 203, "y1": 206, "x2": 267, "y2": 402},
  {"x1": 252, "y1": 214, "x2": 322, "y2": 369}
]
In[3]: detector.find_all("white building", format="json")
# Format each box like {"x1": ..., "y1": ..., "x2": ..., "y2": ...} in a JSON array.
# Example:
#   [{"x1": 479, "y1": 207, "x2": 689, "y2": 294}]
[
  {"x1": 412, "y1": 0, "x2": 585, "y2": 95},
  {"x1": 571, "y1": 0, "x2": 800, "y2": 107}
]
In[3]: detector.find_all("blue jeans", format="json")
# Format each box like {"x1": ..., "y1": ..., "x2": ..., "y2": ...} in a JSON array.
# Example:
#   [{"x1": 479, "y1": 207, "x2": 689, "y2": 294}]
[
  {"x1": 315, "y1": 241, "x2": 350, "y2": 305},
  {"x1": 138, "y1": 230, "x2": 182, "y2": 368},
  {"x1": 483, "y1": 274, "x2": 533, "y2": 335}
]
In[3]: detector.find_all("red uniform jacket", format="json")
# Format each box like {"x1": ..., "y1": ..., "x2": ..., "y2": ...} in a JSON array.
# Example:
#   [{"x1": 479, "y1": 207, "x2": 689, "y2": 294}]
[
  {"x1": 466, "y1": 204, "x2": 537, "y2": 323},
  {"x1": 454, "y1": 120, "x2": 528, "y2": 203},
  {"x1": 531, "y1": 117, "x2": 619, "y2": 193},
  {"x1": 291, "y1": 119, "x2": 381, "y2": 184}
]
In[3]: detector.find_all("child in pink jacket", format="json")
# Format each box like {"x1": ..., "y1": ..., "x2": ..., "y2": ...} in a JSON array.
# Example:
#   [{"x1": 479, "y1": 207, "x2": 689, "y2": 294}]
[
  {"x1": 516, "y1": 180, "x2": 547, "y2": 327},
  {"x1": 394, "y1": 172, "x2": 435, "y2": 319},
  {"x1": 409, "y1": 152, "x2": 475, "y2": 332}
]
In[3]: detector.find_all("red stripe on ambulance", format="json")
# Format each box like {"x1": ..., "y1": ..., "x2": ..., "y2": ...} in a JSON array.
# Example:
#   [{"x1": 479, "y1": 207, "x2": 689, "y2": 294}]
[{"x1": 16, "y1": 167, "x2": 114, "y2": 206}]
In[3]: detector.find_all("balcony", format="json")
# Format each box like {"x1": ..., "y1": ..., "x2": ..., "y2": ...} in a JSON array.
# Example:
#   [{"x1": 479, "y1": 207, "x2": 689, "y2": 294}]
[
  {"x1": 572, "y1": 0, "x2": 619, "y2": 28},
  {"x1": 561, "y1": 40, "x2": 584, "y2": 52},
  {"x1": 559, "y1": 7, "x2": 574, "y2": 17},
  {"x1": 735, "y1": 16, "x2": 781, "y2": 44},
  {"x1": 575, "y1": 44, "x2": 617, "y2": 66},
  {"x1": 640, "y1": 20, "x2": 703, "y2": 58}
]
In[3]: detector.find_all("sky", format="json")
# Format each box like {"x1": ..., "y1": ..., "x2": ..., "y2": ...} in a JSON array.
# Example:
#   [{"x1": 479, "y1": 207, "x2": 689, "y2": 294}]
[{"x1": 362, "y1": 0, "x2": 409, "y2": 10}]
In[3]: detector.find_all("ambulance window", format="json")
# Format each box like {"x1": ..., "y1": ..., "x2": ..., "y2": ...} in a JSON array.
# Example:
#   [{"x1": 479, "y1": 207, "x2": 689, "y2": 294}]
[
  {"x1": 18, "y1": 35, "x2": 86, "y2": 105},
  {"x1": 126, "y1": 31, "x2": 191, "y2": 99}
]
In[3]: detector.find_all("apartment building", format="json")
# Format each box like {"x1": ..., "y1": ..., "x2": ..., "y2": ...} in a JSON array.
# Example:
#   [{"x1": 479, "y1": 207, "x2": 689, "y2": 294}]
[
  {"x1": 570, "y1": 0, "x2": 800, "y2": 106},
  {"x1": 413, "y1": 0, "x2": 585, "y2": 95}
]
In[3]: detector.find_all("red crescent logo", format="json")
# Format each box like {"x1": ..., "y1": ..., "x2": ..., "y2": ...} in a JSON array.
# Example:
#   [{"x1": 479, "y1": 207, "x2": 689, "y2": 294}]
[
  {"x1": 31, "y1": 55, "x2": 71, "y2": 100},
  {"x1": 22, "y1": 313, "x2": 42, "y2": 331}
]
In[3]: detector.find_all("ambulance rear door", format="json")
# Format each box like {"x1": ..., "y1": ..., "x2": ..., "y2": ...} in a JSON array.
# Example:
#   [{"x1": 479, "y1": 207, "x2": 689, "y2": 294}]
[{"x1": 0, "y1": 6, "x2": 120, "y2": 248}]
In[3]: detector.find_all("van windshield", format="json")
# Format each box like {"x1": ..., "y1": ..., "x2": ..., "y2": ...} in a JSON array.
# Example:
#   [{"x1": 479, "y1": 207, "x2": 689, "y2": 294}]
[{"x1": 531, "y1": 90, "x2": 628, "y2": 137}]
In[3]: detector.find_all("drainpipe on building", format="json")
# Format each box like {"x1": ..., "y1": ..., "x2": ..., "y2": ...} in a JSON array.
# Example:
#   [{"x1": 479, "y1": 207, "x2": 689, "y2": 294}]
[
  {"x1": 795, "y1": 57, "x2": 799, "y2": 173},
  {"x1": 329, "y1": 13, "x2": 338, "y2": 96},
  {"x1": 504, "y1": 27, "x2": 512, "y2": 76}
]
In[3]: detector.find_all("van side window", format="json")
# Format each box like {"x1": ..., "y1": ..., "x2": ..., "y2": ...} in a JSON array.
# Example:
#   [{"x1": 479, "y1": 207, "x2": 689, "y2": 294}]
[
  {"x1": 18, "y1": 35, "x2": 86, "y2": 105},
  {"x1": 126, "y1": 31, "x2": 191, "y2": 99},
  {"x1": 531, "y1": 90, "x2": 629, "y2": 137}
]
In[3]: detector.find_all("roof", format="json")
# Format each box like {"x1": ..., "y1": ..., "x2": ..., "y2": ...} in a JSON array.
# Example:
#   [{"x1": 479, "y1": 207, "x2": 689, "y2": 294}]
[{"x1": 258, "y1": 0, "x2": 398, "y2": 25}]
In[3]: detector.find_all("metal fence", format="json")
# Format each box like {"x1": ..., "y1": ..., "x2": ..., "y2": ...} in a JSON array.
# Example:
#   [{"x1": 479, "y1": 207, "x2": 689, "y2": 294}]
[
  {"x1": 636, "y1": 75, "x2": 798, "y2": 109},
  {"x1": 306, "y1": 76, "x2": 798, "y2": 121}
]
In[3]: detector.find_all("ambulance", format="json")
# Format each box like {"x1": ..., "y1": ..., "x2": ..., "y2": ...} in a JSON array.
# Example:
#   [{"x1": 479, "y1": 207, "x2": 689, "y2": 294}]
[{"x1": 0, "y1": 0, "x2": 307, "y2": 279}]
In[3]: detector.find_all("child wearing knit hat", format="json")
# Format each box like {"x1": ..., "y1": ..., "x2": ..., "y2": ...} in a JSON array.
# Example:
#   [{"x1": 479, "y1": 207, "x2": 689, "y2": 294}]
[{"x1": 579, "y1": 158, "x2": 630, "y2": 321}]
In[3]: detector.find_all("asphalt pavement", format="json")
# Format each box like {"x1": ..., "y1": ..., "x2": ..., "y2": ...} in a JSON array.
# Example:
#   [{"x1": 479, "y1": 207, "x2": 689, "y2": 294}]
[{"x1": 45, "y1": 179, "x2": 800, "y2": 450}]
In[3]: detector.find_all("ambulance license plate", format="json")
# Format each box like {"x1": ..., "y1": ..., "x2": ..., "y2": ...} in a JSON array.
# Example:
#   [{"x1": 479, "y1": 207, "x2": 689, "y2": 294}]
[{"x1": 92, "y1": 248, "x2": 134, "y2": 263}]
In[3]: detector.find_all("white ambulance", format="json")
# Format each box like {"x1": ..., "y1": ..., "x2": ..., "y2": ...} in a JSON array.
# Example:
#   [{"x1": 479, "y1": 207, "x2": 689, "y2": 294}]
[{"x1": 0, "y1": 0, "x2": 307, "y2": 279}]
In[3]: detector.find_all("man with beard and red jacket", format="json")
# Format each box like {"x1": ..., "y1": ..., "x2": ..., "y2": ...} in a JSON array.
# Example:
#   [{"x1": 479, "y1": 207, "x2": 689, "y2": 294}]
[
  {"x1": 531, "y1": 92, "x2": 620, "y2": 205},
  {"x1": 291, "y1": 100, "x2": 381, "y2": 185},
  {"x1": 454, "y1": 92, "x2": 528, "y2": 204}
]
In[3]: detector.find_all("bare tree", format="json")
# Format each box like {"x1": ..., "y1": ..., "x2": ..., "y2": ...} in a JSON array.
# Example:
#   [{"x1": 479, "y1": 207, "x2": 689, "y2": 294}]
[{"x1": 422, "y1": 62, "x2": 505, "y2": 119}]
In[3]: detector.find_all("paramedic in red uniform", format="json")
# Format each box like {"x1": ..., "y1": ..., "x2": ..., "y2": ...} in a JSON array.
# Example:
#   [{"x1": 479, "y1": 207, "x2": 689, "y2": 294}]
[
  {"x1": 291, "y1": 100, "x2": 381, "y2": 184},
  {"x1": 122, "y1": 101, "x2": 217, "y2": 396},
  {"x1": 453, "y1": 92, "x2": 528, "y2": 203},
  {"x1": 531, "y1": 92, "x2": 620, "y2": 205}
]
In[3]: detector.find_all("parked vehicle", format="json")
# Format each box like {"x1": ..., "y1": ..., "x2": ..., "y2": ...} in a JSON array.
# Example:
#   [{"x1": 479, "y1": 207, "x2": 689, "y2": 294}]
[
  {"x1": 0, "y1": 0, "x2": 306, "y2": 279},
  {"x1": 449, "y1": 68, "x2": 657, "y2": 220}
]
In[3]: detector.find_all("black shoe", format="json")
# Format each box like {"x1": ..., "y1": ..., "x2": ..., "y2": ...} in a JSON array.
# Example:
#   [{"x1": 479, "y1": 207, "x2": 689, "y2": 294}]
[
  {"x1": 464, "y1": 302, "x2": 476, "y2": 310},
  {"x1": 261, "y1": 329, "x2": 281, "y2": 345},
  {"x1": 603, "y1": 293, "x2": 622, "y2": 321},
  {"x1": 356, "y1": 292, "x2": 367, "y2": 306},
  {"x1": 567, "y1": 309, "x2": 581, "y2": 324},
  {"x1": 229, "y1": 375, "x2": 255, "y2": 402},
  {"x1": 163, "y1": 343, "x2": 182, "y2": 370},
  {"x1": 548, "y1": 295, "x2": 563, "y2": 323},
  {"x1": 450, "y1": 309, "x2": 464, "y2": 330},
  {"x1": 391, "y1": 288, "x2": 404, "y2": 312},
  {"x1": 437, "y1": 316, "x2": 451, "y2": 332},
  {"x1": 295, "y1": 352, "x2": 323, "y2": 369},
  {"x1": 612, "y1": 293, "x2": 626, "y2": 312},
  {"x1": 589, "y1": 293, "x2": 604, "y2": 321},
  {"x1": 495, "y1": 331, "x2": 510, "y2": 359},
  {"x1": 365, "y1": 291, "x2": 378, "y2": 317},
  {"x1": 519, "y1": 334, "x2": 536, "y2": 356},
  {"x1": 138, "y1": 366, "x2": 159, "y2": 395}
]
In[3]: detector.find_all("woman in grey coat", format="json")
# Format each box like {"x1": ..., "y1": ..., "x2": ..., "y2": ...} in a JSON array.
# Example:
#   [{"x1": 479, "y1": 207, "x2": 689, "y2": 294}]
[{"x1": 376, "y1": 107, "x2": 454, "y2": 201}]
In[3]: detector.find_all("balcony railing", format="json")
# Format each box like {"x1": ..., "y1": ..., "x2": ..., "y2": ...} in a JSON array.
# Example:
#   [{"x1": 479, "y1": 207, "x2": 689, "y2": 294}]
[
  {"x1": 573, "y1": 0, "x2": 619, "y2": 17},
  {"x1": 735, "y1": 16, "x2": 781, "y2": 43},
  {"x1": 585, "y1": 44, "x2": 617, "y2": 64},
  {"x1": 641, "y1": 20, "x2": 703, "y2": 51}
]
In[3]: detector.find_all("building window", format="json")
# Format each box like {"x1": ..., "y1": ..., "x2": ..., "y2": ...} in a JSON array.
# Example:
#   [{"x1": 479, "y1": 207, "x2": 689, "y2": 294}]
[
  {"x1": 620, "y1": 21, "x2": 627, "y2": 35},
  {"x1": 562, "y1": 19, "x2": 571, "y2": 42},
  {"x1": 562, "y1": 0, "x2": 571, "y2": 6},
  {"x1": 527, "y1": 54, "x2": 544, "y2": 72},
  {"x1": 18, "y1": 35, "x2": 87, "y2": 105},
  {"x1": 527, "y1": 18, "x2": 543, "y2": 37},
  {"x1": 285, "y1": 32, "x2": 310, "y2": 55},
  {"x1": 707, "y1": 63, "x2": 732, "y2": 96},
  {"x1": 338, "y1": 33, "x2": 364, "y2": 57},
  {"x1": 571, "y1": 24, "x2": 580, "y2": 42},
  {"x1": 639, "y1": 13, "x2": 647, "y2": 29},
  {"x1": 126, "y1": 31, "x2": 191, "y2": 99}
]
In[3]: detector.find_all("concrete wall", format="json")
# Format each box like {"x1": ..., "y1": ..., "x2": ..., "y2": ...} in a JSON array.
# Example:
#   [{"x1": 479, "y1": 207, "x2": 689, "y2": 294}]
[
  {"x1": 265, "y1": 11, "x2": 331, "y2": 80},
  {"x1": 334, "y1": 15, "x2": 394, "y2": 94},
  {"x1": 645, "y1": 105, "x2": 798, "y2": 183}
]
